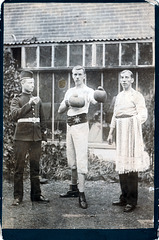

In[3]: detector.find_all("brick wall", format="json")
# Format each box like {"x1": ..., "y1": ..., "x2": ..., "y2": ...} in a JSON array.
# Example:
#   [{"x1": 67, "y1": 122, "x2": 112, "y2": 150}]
[{"x1": 3, "y1": 2, "x2": 154, "y2": 43}]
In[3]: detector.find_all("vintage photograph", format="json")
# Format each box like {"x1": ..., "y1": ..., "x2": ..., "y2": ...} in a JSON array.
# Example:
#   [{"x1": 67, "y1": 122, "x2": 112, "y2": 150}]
[{"x1": 2, "y1": 1, "x2": 155, "y2": 231}]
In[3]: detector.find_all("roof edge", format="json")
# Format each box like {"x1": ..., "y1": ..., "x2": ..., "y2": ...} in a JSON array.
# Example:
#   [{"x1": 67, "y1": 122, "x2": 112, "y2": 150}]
[{"x1": 4, "y1": 37, "x2": 153, "y2": 46}]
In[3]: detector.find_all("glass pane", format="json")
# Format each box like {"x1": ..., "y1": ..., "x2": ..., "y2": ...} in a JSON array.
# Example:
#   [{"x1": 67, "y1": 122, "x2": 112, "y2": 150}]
[
  {"x1": 96, "y1": 44, "x2": 103, "y2": 66},
  {"x1": 87, "y1": 71, "x2": 102, "y2": 143},
  {"x1": 54, "y1": 45, "x2": 67, "y2": 67},
  {"x1": 85, "y1": 44, "x2": 92, "y2": 67},
  {"x1": 39, "y1": 72, "x2": 52, "y2": 137},
  {"x1": 40, "y1": 46, "x2": 52, "y2": 67},
  {"x1": 121, "y1": 43, "x2": 136, "y2": 65},
  {"x1": 105, "y1": 44, "x2": 119, "y2": 66},
  {"x1": 70, "y1": 45, "x2": 83, "y2": 66},
  {"x1": 103, "y1": 70, "x2": 118, "y2": 142},
  {"x1": 25, "y1": 47, "x2": 37, "y2": 67},
  {"x1": 12, "y1": 48, "x2": 21, "y2": 68},
  {"x1": 39, "y1": 73, "x2": 52, "y2": 102},
  {"x1": 54, "y1": 72, "x2": 68, "y2": 140},
  {"x1": 138, "y1": 69, "x2": 154, "y2": 97},
  {"x1": 138, "y1": 42, "x2": 153, "y2": 65}
]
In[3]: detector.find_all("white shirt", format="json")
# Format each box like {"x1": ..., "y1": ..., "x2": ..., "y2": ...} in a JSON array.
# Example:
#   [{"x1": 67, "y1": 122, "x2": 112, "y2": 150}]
[{"x1": 110, "y1": 88, "x2": 148, "y2": 128}]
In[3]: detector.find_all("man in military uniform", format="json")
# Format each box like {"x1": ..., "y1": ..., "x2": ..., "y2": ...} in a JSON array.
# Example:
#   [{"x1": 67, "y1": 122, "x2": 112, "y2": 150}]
[{"x1": 10, "y1": 70, "x2": 49, "y2": 206}]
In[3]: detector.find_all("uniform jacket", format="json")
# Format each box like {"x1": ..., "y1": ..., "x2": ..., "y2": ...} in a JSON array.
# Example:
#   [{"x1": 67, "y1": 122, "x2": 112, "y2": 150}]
[{"x1": 10, "y1": 92, "x2": 47, "y2": 141}]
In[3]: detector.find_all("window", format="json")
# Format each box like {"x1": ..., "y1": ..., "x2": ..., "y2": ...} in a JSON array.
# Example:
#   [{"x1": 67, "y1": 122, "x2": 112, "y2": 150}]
[
  {"x1": 70, "y1": 45, "x2": 83, "y2": 66},
  {"x1": 40, "y1": 46, "x2": 52, "y2": 67},
  {"x1": 39, "y1": 72, "x2": 52, "y2": 137},
  {"x1": 15, "y1": 41, "x2": 154, "y2": 69},
  {"x1": 138, "y1": 42, "x2": 153, "y2": 65},
  {"x1": 12, "y1": 48, "x2": 21, "y2": 68},
  {"x1": 11, "y1": 41, "x2": 154, "y2": 70},
  {"x1": 121, "y1": 43, "x2": 136, "y2": 65},
  {"x1": 85, "y1": 44, "x2": 92, "y2": 67},
  {"x1": 25, "y1": 47, "x2": 37, "y2": 67},
  {"x1": 105, "y1": 44, "x2": 119, "y2": 67},
  {"x1": 96, "y1": 44, "x2": 103, "y2": 66},
  {"x1": 39, "y1": 72, "x2": 52, "y2": 102},
  {"x1": 54, "y1": 45, "x2": 67, "y2": 67},
  {"x1": 54, "y1": 73, "x2": 68, "y2": 103},
  {"x1": 54, "y1": 72, "x2": 69, "y2": 140}
]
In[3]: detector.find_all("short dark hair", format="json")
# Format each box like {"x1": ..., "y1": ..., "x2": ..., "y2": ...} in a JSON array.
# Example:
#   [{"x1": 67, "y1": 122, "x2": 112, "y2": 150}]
[
  {"x1": 120, "y1": 70, "x2": 134, "y2": 78},
  {"x1": 72, "y1": 65, "x2": 85, "y2": 74}
]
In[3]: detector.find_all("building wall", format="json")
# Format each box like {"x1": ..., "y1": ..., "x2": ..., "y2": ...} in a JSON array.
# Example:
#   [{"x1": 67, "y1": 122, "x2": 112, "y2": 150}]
[{"x1": 4, "y1": 2, "x2": 154, "y2": 43}]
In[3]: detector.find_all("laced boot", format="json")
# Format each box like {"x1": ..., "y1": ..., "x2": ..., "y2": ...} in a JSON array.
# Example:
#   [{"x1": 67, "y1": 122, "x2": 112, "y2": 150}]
[
  {"x1": 60, "y1": 184, "x2": 79, "y2": 198},
  {"x1": 79, "y1": 192, "x2": 88, "y2": 209}
]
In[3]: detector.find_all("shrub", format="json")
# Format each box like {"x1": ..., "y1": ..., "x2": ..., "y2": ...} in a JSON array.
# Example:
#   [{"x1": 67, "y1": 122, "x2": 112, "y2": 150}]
[
  {"x1": 142, "y1": 93, "x2": 154, "y2": 168},
  {"x1": 40, "y1": 141, "x2": 67, "y2": 180},
  {"x1": 3, "y1": 49, "x2": 21, "y2": 179}
]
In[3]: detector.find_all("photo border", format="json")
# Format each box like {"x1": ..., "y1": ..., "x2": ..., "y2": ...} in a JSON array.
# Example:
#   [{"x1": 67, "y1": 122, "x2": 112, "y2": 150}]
[{"x1": 0, "y1": 0, "x2": 158, "y2": 239}]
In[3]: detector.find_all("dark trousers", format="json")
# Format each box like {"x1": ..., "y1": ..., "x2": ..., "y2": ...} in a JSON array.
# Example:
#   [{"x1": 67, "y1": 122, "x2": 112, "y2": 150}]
[
  {"x1": 119, "y1": 172, "x2": 138, "y2": 206},
  {"x1": 14, "y1": 140, "x2": 41, "y2": 201}
]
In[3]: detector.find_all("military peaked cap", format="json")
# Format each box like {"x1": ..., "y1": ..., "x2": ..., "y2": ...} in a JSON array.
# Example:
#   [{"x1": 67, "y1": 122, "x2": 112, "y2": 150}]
[{"x1": 20, "y1": 70, "x2": 33, "y2": 80}]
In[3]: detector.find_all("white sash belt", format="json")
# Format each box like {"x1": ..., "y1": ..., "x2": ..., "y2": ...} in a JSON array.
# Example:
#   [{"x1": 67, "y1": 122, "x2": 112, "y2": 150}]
[{"x1": 18, "y1": 117, "x2": 40, "y2": 123}]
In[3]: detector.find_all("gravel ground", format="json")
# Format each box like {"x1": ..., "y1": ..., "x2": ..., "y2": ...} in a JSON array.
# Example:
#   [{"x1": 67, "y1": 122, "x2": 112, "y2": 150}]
[{"x1": 2, "y1": 178, "x2": 154, "y2": 230}]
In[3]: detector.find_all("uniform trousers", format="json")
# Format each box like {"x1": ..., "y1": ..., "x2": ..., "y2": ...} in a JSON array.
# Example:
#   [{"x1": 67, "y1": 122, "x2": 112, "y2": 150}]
[
  {"x1": 14, "y1": 140, "x2": 41, "y2": 201},
  {"x1": 119, "y1": 171, "x2": 138, "y2": 206}
]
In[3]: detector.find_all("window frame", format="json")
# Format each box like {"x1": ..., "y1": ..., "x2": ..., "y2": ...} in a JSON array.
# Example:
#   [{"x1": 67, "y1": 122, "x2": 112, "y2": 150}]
[
  {"x1": 9, "y1": 39, "x2": 154, "y2": 70},
  {"x1": 10, "y1": 40, "x2": 154, "y2": 71}
]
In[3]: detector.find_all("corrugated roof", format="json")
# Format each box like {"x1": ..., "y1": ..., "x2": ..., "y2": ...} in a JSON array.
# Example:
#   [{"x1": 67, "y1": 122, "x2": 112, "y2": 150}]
[
  {"x1": 3, "y1": 2, "x2": 155, "y2": 44},
  {"x1": 4, "y1": 37, "x2": 153, "y2": 46}
]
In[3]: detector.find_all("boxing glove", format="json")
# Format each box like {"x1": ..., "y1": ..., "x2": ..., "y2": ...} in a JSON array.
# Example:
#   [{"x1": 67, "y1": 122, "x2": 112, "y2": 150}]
[
  {"x1": 94, "y1": 86, "x2": 107, "y2": 103},
  {"x1": 69, "y1": 94, "x2": 85, "y2": 108}
]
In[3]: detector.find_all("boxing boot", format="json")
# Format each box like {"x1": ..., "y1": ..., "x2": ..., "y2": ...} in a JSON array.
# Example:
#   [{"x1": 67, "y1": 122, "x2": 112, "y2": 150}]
[{"x1": 79, "y1": 192, "x2": 88, "y2": 209}]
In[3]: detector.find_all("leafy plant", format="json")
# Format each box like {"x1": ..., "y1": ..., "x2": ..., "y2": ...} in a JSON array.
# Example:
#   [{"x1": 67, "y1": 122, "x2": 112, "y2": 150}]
[
  {"x1": 3, "y1": 49, "x2": 21, "y2": 179},
  {"x1": 142, "y1": 93, "x2": 154, "y2": 168},
  {"x1": 40, "y1": 141, "x2": 67, "y2": 180}
]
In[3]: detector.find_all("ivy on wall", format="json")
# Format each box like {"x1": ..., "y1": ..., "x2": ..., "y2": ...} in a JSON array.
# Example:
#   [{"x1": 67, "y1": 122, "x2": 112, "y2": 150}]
[{"x1": 3, "y1": 49, "x2": 21, "y2": 179}]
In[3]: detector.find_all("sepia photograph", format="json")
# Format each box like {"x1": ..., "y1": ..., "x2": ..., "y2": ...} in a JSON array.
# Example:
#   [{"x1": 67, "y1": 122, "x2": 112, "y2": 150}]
[{"x1": 1, "y1": 1, "x2": 158, "y2": 239}]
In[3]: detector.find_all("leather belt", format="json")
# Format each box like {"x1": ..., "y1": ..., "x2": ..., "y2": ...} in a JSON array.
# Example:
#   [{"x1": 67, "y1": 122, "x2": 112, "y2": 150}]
[
  {"x1": 67, "y1": 113, "x2": 87, "y2": 126},
  {"x1": 116, "y1": 115, "x2": 133, "y2": 119},
  {"x1": 18, "y1": 117, "x2": 40, "y2": 123}
]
